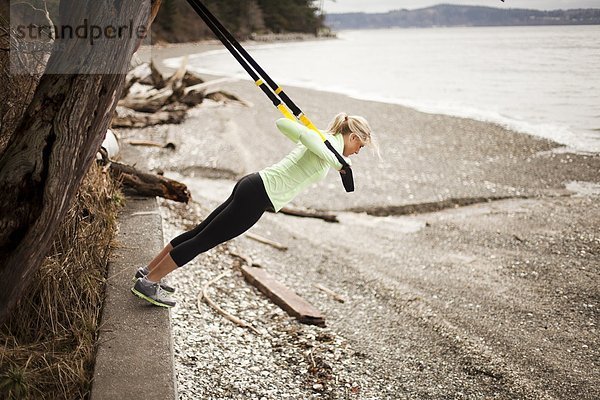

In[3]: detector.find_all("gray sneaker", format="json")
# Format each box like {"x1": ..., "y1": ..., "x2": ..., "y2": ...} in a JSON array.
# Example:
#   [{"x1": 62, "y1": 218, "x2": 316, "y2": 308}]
[
  {"x1": 131, "y1": 277, "x2": 176, "y2": 308},
  {"x1": 133, "y1": 266, "x2": 175, "y2": 293}
]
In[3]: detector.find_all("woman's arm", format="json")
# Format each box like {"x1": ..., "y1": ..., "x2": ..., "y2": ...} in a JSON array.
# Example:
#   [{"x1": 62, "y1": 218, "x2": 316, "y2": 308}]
[
  {"x1": 275, "y1": 118, "x2": 304, "y2": 142},
  {"x1": 275, "y1": 118, "x2": 349, "y2": 170}
]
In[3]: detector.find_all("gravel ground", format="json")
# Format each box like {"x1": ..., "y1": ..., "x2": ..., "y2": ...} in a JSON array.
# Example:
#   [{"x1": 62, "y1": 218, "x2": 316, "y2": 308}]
[
  {"x1": 158, "y1": 197, "x2": 380, "y2": 400},
  {"x1": 151, "y1": 178, "x2": 599, "y2": 400},
  {"x1": 120, "y1": 43, "x2": 600, "y2": 399}
]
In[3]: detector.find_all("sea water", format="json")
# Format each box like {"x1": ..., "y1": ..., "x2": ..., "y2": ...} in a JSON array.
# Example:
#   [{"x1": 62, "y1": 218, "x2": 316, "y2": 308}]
[{"x1": 165, "y1": 25, "x2": 600, "y2": 154}]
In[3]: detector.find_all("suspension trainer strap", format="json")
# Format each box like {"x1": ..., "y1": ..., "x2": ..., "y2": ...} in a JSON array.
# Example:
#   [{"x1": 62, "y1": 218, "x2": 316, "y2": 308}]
[
  {"x1": 188, "y1": 0, "x2": 302, "y2": 118},
  {"x1": 185, "y1": 0, "x2": 354, "y2": 192}
]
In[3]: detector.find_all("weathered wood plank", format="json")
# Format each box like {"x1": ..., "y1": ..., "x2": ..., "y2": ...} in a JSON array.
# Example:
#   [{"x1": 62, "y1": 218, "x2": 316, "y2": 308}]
[{"x1": 241, "y1": 266, "x2": 325, "y2": 326}]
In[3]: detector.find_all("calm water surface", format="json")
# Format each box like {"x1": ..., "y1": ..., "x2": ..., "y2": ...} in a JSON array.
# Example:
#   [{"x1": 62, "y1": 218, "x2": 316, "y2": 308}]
[{"x1": 166, "y1": 25, "x2": 600, "y2": 153}]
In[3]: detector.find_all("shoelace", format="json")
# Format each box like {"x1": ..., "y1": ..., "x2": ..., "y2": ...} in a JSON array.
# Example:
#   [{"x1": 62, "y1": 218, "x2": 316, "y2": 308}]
[{"x1": 155, "y1": 284, "x2": 170, "y2": 300}]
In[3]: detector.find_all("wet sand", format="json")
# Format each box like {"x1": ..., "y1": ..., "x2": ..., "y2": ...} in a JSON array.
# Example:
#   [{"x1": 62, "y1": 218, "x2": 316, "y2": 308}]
[{"x1": 124, "y1": 42, "x2": 600, "y2": 399}]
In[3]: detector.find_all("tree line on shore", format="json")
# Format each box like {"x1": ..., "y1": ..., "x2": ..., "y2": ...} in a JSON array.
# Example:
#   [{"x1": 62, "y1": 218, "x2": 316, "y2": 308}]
[
  {"x1": 326, "y1": 4, "x2": 600, "y2": 30},
  {"x1": 7, "y1": 0, "x2": 325, "y2": 44},
  {"x1": 152, "y1": 0, "x2": 324, "y2": 43}
]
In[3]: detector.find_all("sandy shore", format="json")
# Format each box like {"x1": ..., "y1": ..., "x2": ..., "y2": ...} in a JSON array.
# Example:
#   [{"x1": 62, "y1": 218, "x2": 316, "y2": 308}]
[{"x1": 122, "y1": 42, "x2": 600, "y2": 399}]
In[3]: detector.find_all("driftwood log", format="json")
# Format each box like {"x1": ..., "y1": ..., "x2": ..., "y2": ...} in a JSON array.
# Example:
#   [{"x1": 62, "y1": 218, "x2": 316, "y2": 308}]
[
  {"x1": 113, "y1": 60, "x2": 245, "y2": 129},
  {"x1": 107, "y1": 160, "x2": 191, "y2": 203},
  {"x1": 241, "y1": 266, "x2": 325, "y2": 327},
  {"x1": 118, "y1": 87, "x2": 176, "y2": 113},
  {"x1": 112, "y1": 106, "x2": 186, "y2": 128}
]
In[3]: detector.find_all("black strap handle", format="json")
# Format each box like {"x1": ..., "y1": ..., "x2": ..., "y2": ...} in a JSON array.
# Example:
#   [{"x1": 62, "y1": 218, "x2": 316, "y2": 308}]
[{"x1": 325, "y1": 140, "x2": 353, "y2": 192}]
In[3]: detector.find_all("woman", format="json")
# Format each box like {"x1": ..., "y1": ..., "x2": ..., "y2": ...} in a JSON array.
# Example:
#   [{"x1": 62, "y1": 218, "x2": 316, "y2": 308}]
[{"x1": 131, "y1": 112, "x2": 375, "y2": 307}]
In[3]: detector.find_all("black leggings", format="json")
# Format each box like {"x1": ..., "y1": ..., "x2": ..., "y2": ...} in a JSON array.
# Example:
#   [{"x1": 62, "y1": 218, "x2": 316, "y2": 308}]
[{"x1": 169, "y1": 173, "x2": 273, "y2": 267}]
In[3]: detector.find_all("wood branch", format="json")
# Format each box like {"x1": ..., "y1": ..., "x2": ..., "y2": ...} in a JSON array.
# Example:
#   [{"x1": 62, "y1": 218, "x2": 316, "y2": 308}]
[
  {"x1": 149, "y1": 61, "x2": 166, "y2": 89},
  {"x1": 123, "y1": 63, "x2": 152, "y2": 97},
  {"x1": 119, "y1": 70, "x2": 209, "y2": 112},
  {"x1": 107, "y1": 160, "x2": 191, "y2": 203},
  {"x1": 277, "y1": 207, "x2": 339, "y2": 223},
  {"x1": 165, "y1": 55, "x2": 188, "y2": 93},
  {"x1": 112, "y1": 108, "x2": 186, "y2": 128},
  {"x1": 118, "y1": 68, "x2": 238, "y2": 123},
  {"x1": 118, "y1": 86, "x2": 174, "y2": 113},
  {"x1": 205, "y1": 90, "x2": 246, "y2": 105},
  {"x1": 245, "y1": 232, "x2": 288, "y2": 251},
  {"x1": 314, "y1": 283, "x2": 346, "y2": 303},
  {"x1": 228, "y1": 251, "x2": 259, "y2": 269},
  {"x1": 198, "y1": 272, "x2": 260, "y2": 334},
  {"x1": 179, "y1": 89, "x2": 205, "y2": 107},
  {"x1": 125, "y1": 137, "x2": 176, "y2": 150},
  {"x1": 125, "y1": 139, "x2": 175, "y2": 149},
  {"x1": 126, "y1": 139, "x2": 164, "y2": 148},
  {"x1": 116, "y1": 60, "x2": 247, "y2": 132},
  {"x1": 182, "y1": 71, "x2": 204, "y2": 87}
]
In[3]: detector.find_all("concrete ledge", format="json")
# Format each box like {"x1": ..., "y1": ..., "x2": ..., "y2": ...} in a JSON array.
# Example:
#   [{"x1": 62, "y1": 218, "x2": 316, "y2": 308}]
[{"x1": 91, "y1": 196, "x2": 176, "y2": 400}]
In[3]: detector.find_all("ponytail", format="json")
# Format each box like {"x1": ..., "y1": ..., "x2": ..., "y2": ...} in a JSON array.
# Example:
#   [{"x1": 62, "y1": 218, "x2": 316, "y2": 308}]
[
  {"x1": 326, "y1": 112, "x2": 352, "y2": 136},
  {"x1": 326, "y1": 112, "x2": 381, "y2": 158}
]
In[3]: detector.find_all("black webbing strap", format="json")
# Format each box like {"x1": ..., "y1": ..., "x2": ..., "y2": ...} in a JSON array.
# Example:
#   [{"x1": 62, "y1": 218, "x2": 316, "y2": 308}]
[{"x1": 184, "y1": 0, "x2": 354, "y2": 192}]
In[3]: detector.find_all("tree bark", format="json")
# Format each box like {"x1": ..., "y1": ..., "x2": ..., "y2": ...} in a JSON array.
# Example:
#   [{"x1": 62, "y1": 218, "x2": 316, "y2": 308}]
[
  {"x1": 0, "y1": 0, "x2": 48, "y2": 157},
  {"x1": 0, "y1": 0, "x2": 158, "y2": 323}
]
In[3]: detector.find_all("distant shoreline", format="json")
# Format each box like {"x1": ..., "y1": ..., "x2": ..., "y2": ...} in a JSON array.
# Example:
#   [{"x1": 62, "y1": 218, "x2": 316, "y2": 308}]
[
  {"x1": 325, "y1": 5, "x2": 600, "y2": 30},
  {"x1": 142, "y1": 33, "x2": 336, "y2": 73},
  {"x1": 150, "y1": 32, "x2": 335, "y2": 49},
  {"x1": 328, "y1": 23, "x2": 600, "y2": 32}
]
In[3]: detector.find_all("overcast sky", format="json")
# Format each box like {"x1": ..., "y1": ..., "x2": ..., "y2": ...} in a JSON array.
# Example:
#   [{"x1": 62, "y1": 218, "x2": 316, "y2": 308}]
[{"x1": 321, "y1": 0, "x2": 600, "y2": 13}]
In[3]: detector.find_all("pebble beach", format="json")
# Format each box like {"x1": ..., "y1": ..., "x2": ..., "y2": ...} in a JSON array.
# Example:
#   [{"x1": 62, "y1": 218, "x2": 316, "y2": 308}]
[{"x1": 123, "y1": 41, "x2": 600, "y2": 399}]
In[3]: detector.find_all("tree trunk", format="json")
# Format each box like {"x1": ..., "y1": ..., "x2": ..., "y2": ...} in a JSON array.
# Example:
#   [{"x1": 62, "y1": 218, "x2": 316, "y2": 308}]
[
  {"x1": 0, "y1": 0, "x2": 159, "y2": 323},
  {"x1": 0, "y1": 0, "x2": 48, "y2": 157}
]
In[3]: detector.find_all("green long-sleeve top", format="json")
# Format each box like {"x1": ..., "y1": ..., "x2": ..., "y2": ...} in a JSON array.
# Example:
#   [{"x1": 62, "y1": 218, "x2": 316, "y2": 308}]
[{"x1": 259, "y1": 118, "x2": 350, "y2": 212}]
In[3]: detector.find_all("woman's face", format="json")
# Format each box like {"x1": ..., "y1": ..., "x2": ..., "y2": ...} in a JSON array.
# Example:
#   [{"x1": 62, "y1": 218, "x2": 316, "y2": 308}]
[{"x1": 343, "y1": 133, "x2": 364, "y2": 157}]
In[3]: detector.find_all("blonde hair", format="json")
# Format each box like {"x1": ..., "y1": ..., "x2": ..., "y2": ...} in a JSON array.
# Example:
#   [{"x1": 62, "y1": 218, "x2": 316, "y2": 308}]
[{"x1": 326, "y1": 112, "x2": 381, "y2": 158}]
